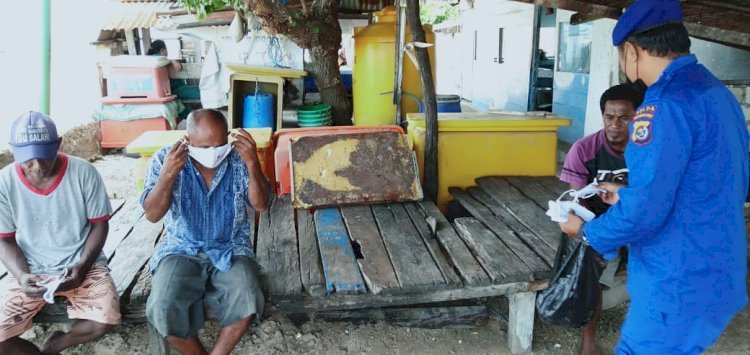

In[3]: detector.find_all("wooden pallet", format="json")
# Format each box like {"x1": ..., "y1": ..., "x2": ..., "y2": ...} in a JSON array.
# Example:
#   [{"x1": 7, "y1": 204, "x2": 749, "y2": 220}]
[{"x1": 255, "y1": 195, "x2": 553, "y2": 354}]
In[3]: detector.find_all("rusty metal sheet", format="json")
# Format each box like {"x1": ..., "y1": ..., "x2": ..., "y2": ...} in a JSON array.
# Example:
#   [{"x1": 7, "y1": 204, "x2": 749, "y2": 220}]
[{"x1": 290, "y1": 131, "x2": 422, "y2": 208}]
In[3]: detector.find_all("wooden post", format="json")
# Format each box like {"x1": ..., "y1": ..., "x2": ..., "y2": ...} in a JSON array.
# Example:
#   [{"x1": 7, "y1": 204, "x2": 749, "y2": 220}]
[
  {"x1": 508, "y1": 291, "x2": 536, "y2": 354},
  {"x1": 125, "y1": 29, "x2": 138, "y2": 55},
  {"x1": 141, "y1": 28, "x2": 152, "y2": 54},
  {"x1": 405, "y1": 0, "x2": 438, "y2": 203}
]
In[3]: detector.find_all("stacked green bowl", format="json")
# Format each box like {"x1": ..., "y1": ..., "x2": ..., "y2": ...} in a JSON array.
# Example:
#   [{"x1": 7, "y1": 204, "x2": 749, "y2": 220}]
[{"x1": 297, "y1": 104, "x2": 332, "y2": 127}]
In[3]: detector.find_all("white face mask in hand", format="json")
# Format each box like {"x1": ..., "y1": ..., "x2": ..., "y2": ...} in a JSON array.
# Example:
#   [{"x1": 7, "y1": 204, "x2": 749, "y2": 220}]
[
  {"x1": 39, "y1": 268, "x2": 69, "y2": 304},
  {"x1": 187, "y1": 143, "x2": 233, "y2": 169}
]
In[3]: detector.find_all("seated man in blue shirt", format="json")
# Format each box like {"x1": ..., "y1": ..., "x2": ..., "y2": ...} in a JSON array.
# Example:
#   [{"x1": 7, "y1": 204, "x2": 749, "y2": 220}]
[{"x1": 141, "y1": 109, "x2": 270, "y2": 355}]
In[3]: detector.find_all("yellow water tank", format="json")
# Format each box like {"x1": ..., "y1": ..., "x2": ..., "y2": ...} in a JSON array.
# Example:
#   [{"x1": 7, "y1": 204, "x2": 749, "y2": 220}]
[{"x1": 353, "y1": 6, "x2": 436, "y2": 126}]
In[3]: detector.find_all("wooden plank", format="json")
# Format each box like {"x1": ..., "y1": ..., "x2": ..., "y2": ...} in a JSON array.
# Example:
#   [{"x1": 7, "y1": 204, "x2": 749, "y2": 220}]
[
  {"x1": 453, "y1": 218, "x2": 533, "y2": 284},
  {"x1": 403, "y1": 202, "x2": 463, "y2": 287},
  {"x1": 504, "y1": 176, "x2": 562, "y2": 210},
  {"x1": 314, "y1": 208, "x2": 366, "y2": 295},
  {"x1": 340, "y1": 206, "x2": 400, "y2": 295},
  {"x1": 418, "y1": 201, "x2": 491, "y2": 286},
  {"x1": 124, "y1": 29, "x2": 138, "y2": 55},
  {"x1": 290, "y1": 132, "x2": 422, "y2": 208},
  {"x1": 256, "y1": 196, "x2": 303, "y2": 297},
  {"x1": 279, "y1": 281, "x2": 542, "y2": 314},
  {"x1": 534, "y1": 176, "x2": 572, "y2": 196},
  {"x1": 110, "y1": 199, "x2": 126, "y2": 216},
  {"x1": 371, "y1": 204, "x2": 447, "y2": 292},
  {"x1": 450, "y1": 187, "x2": 550, "y2": 278},
  {"x1": 296, "y1": 210, "x2": 326, "y2": 297},
  {"x1": 128, "y1": 230, "x2": 166, "y2": 307},
  {"x1": 103, "y1": 199, "x2": 146, "y2": 259},
  {"x1": 508, "y1": 291, "x2": 536, "y2": 354},
  {"x1": 475, "y1": 177, "x2": 561, "y2": 252},
  {"x1": 108, "y1": 218, "x2": 163, "y2": 295},
  {"x1": 467, "y1": 187, "x2": 557, "y2": 266}
]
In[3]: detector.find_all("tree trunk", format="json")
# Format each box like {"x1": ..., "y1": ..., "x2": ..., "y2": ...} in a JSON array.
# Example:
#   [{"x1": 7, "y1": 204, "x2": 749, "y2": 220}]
[
  {"x1": 308, "y1": 32, "x2": 353, "y2": 125},
  {"x1": 405, "y1": 0, "x2": 438, "y2": 202},
  {"x1": 247, "y1": 0, "x2": 353, "y2": 125}
]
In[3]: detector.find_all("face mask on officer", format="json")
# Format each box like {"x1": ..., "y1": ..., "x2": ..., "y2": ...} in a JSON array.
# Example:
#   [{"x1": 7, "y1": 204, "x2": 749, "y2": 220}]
[{"x1": 618, "y1": 42, "x2": 648, "y2": 94}]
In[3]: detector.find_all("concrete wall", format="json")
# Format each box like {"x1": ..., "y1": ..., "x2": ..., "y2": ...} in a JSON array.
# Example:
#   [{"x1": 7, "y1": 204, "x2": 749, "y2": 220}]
[
  {"x1": 435, "y1": 31, "x2": 462, "y2": 95},
  {"x1": 582, "y1": 19, "x2": 620, "y2": 136},
  {"x1": 459, "y1": 1, "x2": 535, "y2": 111},
  {"x1": 553, "y1": 10, "x2": 590, "y2": 144}
]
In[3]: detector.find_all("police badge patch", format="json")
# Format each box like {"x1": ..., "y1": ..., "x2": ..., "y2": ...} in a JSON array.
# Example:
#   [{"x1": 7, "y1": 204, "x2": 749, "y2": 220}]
[{"x1": 632, "y1": 120, "x2": 652, "y2": 145}]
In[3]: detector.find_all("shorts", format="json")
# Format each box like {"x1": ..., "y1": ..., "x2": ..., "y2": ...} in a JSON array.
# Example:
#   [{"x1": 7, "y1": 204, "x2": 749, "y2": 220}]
[
  {"x1": 616, "y1": 304, "x2": 736, "y2": 354},
  {"x1": 146, "y1": 254, "x2": 264, "y2": 339},
  {"x1": 0, "y1": 264, "x2": 121, "y2": 342}
]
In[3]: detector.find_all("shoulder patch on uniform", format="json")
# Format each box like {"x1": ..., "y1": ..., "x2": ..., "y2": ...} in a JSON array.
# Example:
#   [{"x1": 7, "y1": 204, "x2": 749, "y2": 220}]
[
  {"x1": 632, "y1": 120, "x2": 652, "y2": 146},
  {"x1": 636, "y1": 105, "x2": 656, "y2": 115}
]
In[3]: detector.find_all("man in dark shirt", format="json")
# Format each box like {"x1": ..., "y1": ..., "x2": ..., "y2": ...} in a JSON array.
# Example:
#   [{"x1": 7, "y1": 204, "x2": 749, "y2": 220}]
[{"x1": 559, "y1": 84, "x2": 643, "y2": 355}]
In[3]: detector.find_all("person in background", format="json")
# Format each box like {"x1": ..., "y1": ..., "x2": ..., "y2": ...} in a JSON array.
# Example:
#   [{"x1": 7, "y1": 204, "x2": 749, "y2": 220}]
[
  {"x1": 147, "y1": 39, "x2": 182, "y2": 72},
  {"x1": 0, "y1": 112, "x2": 119, "y2": 354},
  {"x1": 142, "y1": 109, "x2": 269, "y2": 355},
  {"x1": 559, "y1": 1, "x2": 748, "y2": 353},
  {"x1": 559, "y1": 84, "x2": 643, "y2": 355}
]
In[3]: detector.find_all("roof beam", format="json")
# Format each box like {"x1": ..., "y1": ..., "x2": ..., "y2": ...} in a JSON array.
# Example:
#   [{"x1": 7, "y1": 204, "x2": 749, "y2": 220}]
[
  {"x1": 685, "y1": 22, "x2": 750, "y2": 49},
  {"x1": 686, "y1": 0, "x2": 750, "y2": 13}
]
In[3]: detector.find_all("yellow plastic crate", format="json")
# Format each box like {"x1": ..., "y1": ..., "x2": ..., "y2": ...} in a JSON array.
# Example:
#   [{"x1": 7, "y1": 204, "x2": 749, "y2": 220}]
[
  {"x1": 407, "y1": 112, "x2": 571, "y2": 211},
  {"x1": 126, "y1": 128, "x2": 272, "y2": 192}
]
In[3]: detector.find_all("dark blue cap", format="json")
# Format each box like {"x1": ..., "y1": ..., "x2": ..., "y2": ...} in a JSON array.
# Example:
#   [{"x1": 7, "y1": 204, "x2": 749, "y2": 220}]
[{"x1": 612, "y1": 0, "x2": 684, "y2": 46}]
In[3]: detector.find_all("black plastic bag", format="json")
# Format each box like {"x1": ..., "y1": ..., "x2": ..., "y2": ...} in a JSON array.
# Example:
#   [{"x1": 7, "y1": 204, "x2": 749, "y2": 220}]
[{"x1": 536, "y1": 233, "x2": 606, "y2": 328}]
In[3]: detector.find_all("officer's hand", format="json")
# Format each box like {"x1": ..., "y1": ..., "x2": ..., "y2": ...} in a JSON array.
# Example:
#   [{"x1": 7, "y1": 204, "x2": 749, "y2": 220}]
[
  {"x1": 597, "y1": 182, "x2": 624, "y2": 205},
  {"x1": 559, "y1": 212, "x2": 584, "y2": 238}
]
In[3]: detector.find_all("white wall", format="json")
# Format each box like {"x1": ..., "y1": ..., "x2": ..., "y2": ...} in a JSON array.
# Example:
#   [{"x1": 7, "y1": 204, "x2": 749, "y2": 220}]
[
  {"x1": 583, "y1": 18, "x2": 620, "y2": 136},
  {"x1": 435, "y1": 31, "x2": 461, "y2": 95},
  {"x1": 460, "y1": 0, "x2": 535, "y2": 111}
]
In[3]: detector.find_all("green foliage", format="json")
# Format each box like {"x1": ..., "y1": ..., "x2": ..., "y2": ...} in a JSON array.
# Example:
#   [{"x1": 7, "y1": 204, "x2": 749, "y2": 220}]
[
  {"x1": 182, "y1": 0, "x2": 244, "y2": 19},
  {"x1": 420, "y1": 2, "x2": 459, "y2": 26}
]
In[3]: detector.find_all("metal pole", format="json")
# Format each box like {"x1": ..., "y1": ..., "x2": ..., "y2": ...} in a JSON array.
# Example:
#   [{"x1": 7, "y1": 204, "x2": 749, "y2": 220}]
[
  {"x1": 40, "y1": 0, "x2": 51, "y2": 114},
  {"x1": 527, "y1": 5, "x2": 541, "y2": 111},
  {"x1": 393, "y1": 0, "x2": 407, "y2": 125}
]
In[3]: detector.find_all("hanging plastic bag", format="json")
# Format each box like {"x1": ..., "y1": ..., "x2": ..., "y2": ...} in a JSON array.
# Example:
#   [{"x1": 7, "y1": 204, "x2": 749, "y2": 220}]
[{"x1": 536, "y1": 233, "x2": 606, "y2": 328}]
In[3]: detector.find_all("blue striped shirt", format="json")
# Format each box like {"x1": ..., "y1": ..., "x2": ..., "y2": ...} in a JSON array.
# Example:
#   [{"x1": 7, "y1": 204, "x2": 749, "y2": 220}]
[{"x1": 140, "y1": 148, "x2": 256, "y2": 273}]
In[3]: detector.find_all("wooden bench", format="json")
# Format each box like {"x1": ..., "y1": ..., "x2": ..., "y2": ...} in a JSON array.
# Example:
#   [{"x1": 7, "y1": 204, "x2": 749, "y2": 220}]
[
  {"x1": 27, "y1": 199, "x2": 165, "y2": 325},
  {"x1": 23, "y1": 176, "x2": 567, "y2": 354}
]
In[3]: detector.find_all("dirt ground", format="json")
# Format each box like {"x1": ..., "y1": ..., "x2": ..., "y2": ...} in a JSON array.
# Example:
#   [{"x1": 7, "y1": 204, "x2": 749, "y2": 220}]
[{"x1": 24, "y1": 153, "x2": 749, "y2": 354}]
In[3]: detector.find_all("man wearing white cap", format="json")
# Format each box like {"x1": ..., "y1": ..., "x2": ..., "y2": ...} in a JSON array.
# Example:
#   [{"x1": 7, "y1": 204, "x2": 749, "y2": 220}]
[{"x1": 0, "y1": 112, "x2": 119, "y2": 354}]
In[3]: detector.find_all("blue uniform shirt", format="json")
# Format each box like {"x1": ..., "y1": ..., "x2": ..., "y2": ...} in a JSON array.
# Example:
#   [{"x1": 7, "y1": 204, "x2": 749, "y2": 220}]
[
  {"x1": 141, "y1": 149, "x2": 257, "y2": 273},
  {"x1": 584, "y1": 54, "x2": 749, "y2": 315}
]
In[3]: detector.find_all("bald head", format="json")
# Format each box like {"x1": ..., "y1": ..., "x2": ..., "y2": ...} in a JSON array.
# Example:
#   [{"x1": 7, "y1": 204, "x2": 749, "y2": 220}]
[{"x1": 186, "y1": 109, "x2": 229, "y2": 148}]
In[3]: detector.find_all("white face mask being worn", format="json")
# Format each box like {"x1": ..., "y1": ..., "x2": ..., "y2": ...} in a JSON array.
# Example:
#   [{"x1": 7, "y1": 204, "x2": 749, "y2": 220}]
[{"x1": 187, "y1": 143, "x2": 233, "y2": 169}]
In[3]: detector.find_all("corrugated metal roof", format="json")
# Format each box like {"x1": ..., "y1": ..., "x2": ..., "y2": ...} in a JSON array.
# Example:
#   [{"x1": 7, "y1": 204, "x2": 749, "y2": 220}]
[{"x1": 101, "y1": 0, "x2": 182, "y2": 31}]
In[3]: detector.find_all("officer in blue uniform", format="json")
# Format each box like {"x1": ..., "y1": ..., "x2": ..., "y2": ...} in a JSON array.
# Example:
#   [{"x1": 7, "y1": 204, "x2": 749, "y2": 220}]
[{"x1": 559, "y1": 1, "x2": 749, "y2": 353}]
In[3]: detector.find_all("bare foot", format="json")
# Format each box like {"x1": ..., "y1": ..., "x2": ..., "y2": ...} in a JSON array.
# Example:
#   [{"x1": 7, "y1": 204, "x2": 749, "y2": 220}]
[{"x1": 40, "y1": 330, "x2": 65, "y2": 355}]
